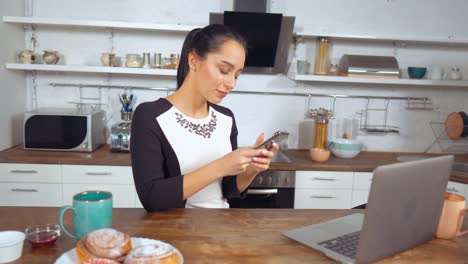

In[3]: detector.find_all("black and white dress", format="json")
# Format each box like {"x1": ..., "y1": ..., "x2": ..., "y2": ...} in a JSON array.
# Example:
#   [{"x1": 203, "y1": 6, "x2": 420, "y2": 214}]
[{"x1": 130, "y1": 98, "x2": 246, "y2": 212}]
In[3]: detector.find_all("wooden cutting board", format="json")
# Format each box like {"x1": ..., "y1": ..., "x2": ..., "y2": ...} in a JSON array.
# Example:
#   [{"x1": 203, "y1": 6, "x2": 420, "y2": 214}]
[{"x1": 446, "y1": 112, "x2": 464, "y2": 140}]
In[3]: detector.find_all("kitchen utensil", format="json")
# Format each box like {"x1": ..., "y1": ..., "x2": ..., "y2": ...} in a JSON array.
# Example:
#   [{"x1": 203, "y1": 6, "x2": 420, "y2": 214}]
[
  {"x1": 314, "y1": 37, "x2": 330, "y2": 75},
  {"x1": 42, "y1": 50, "x2": 59, "y2": 64},
  {"x1": 460, "y1": 111, "x2": 468, "y2": 137},
  {"x1": 18, "y1": 50, "x2": 35, "y2": 64},
  {"x1": 125, "y1": 54, "x2": 142, "y2": 68},
  {"x1": 447, "y1": 67, "x2": 463, "y2": 80},
  {"x1": 0, "y1": 231, "x2": 25, "y2": 263},
  {"x1": 153, "y1": 53, "x2": 162, "y2": 68},
  {"x1": 330, "y1": 138, "x2": 362, "y2": 159},
  {"x1": 309, "y1": 148, "x2": 330, "y2": 162},
  {"x1": 296, "y1": 60, "x2": 310, "y2": 75},
  {"x1": 445, "y1": 112, "x2": 464, "y2": 140},
  {"x1": 25, "y1": 224, "x2": 61, "y2": 247},
  {"x1": 100, "y1": 52, "x2": 115, "y2": 67},
  {"x1": 310, "y1": 108, "x2": 333, "y2": 149},
  {"x1": 430, "y1": 66, "x2": 444, "y2": 80},
  {"x1": 142, "y1": 52, "x2": 151, "y2": 68},
  {"x1": 58, "y1": 191, "x2": 113, "y2": 240},
  {"x1": 408, "y1": 67, "x2": 427, "y2": 79},
  {"x1": 338, "y1": 55, "x2": 400, "y2": 78},
  {"x1": 111, "y1": 122, "x2": 131, "y2": 152},
  {"x1": 436, "y1": 192, "x2": 468, "y2": 239}
]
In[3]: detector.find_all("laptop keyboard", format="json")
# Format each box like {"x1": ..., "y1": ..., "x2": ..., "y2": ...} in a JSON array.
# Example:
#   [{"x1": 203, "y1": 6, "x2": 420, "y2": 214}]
[{"x1": 318, "y1": 231, "x2": 361, "y2": 259}]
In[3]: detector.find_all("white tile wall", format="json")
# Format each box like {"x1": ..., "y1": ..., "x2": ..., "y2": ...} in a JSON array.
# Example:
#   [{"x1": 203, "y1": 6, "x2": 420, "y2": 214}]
[{"x1": 18, "y1": 0, "x2": 468, "y2": 152}]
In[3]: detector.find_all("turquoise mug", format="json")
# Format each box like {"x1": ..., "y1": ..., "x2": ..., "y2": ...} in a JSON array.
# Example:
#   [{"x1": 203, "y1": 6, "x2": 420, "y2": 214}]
[{"x1": 58, "y1": 190, "x2": 113, "y2": 239}]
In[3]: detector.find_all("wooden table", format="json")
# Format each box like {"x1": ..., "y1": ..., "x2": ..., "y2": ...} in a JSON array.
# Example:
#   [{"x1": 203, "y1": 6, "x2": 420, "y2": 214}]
[{"x1": 2, "y1": 207, "x2": 467, "y2": 263}]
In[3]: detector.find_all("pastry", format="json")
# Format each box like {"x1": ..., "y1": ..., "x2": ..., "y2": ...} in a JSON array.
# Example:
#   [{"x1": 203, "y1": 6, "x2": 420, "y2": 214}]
[
  {"x1": 76, "y1": 228, "x2": 132, "y2": 263},
  {"x1": 124, "y1": 244, "x2": 180, "y2": 264},
  {"x1": 82, "y1": 259, "x2": 121, "y2": 264}
]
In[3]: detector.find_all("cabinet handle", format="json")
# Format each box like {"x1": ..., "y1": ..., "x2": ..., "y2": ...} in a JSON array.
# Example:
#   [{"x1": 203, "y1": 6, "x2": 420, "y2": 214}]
[
  {"x1": 247, "y1": 189, "x2": 278, "y2": 195},
  {"x1": 85, "y1": 172, "x2": 112, "y2": 176},
  {"x1": 312, "y1": 177, "x2": 336, "y2": 181},
  {"x1": 447, "y1": 187, "x2": 459, "y2": 193},
  {"x1": 10, "y1": 170, "x2": 38, "y2": 174},
  {"x1": 11, "y1": 188, "x2": 38, "y2": 192},
  {"x1": 309, "y1": 195, "x2": 336, "y2": 199}
]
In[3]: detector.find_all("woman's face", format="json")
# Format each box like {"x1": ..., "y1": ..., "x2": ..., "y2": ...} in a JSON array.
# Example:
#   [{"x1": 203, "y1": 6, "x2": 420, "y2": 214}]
[{"x1": 191, "y1": 40, "x2": 245, "y2": 104}]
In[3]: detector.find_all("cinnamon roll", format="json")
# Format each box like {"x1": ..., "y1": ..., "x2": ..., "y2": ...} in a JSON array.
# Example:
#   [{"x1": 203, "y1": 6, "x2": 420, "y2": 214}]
[
  {"x1": 124, "y1": 243, "x2": 180, "y2": 264},
  {"x1": 82, "y1": 259, "x2": 121, "y2": 264},
  {"x1": 76, "y1": 228, "x2": 132, "y2": 263}
]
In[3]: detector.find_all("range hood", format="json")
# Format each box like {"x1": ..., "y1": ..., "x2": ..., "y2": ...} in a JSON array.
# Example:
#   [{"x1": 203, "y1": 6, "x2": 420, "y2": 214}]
[{"x1": 210, "y1": 0, "x2": 295, "y2": 74}]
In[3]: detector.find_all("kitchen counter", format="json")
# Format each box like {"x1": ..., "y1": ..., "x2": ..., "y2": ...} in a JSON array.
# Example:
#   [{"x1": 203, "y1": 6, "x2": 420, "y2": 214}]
[
  {"x1": 3, "y1": 207, "x2": 467, "y2": 264},
  {"x1": 0, "y1": 145, "x2": 467, "y2": 183}
]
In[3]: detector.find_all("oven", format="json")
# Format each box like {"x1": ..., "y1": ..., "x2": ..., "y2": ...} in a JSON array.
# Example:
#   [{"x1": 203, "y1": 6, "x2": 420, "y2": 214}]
[{"x1": 228, "y1": 170, "x2": 295, "y2": 208}]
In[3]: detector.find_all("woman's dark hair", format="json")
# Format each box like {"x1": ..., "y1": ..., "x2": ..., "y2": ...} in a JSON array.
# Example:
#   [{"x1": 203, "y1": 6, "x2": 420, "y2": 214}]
[{"x1": 176, "y1": 24, "x2": 247, "y2": 88}]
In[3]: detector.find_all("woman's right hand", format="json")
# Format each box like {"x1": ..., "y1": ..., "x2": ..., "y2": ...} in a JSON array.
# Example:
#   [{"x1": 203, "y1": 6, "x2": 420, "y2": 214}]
[{"x1": 216, "y1": 147, "x2": 263, "y2": 176}]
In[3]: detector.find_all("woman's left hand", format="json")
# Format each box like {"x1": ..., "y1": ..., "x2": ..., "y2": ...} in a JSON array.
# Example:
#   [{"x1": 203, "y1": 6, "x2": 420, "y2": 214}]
[{"x1": 247, "y1": 133, "x2": 280, "y2": 174}]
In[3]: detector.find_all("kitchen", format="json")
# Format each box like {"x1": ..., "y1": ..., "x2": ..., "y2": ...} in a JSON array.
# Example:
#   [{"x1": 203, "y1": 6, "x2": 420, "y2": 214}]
[{"x1": 1, "y1": 0, "x2": 468, "y2": 263}]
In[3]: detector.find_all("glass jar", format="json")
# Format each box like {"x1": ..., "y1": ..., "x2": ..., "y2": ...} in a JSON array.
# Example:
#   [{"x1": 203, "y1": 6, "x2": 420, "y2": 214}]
[
  {"x1": 314, "y1": 37, "x2": 330, "y2": 75},
  {"x1": 313, "y1": 120, "x2": 328, "y2": 149}
]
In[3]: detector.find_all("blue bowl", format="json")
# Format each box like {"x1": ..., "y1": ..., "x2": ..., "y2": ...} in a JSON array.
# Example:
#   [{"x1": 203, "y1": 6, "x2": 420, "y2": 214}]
[{"x1": 408, "y1": 67, "x2": 427, "y2": 79}]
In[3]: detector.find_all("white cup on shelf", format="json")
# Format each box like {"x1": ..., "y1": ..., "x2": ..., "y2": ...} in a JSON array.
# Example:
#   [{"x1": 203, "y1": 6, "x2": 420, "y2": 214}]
[{"x1": 430, "y1": 66, "x2": 444, "y2": 80}]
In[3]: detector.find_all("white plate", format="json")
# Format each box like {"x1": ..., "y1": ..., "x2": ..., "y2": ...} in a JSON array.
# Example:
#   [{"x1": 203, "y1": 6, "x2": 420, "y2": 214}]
[{"x1": 54, "y1": 237, "x2": 183, "y2": 264}]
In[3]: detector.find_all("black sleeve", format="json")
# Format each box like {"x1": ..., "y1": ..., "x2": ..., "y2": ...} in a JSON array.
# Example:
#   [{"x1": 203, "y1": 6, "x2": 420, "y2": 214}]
[
  {"x1": 130, "y1": 103, "x2": 185, "y2": 212},
  {"x1": 221, "y1": 110, "x2": 248, "y2": 199}
]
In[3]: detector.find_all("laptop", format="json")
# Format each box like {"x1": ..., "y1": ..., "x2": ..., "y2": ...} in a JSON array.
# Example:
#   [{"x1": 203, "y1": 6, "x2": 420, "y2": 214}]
[{"x1": 283, "y1": 155, "x2": 453, "y2": 264}]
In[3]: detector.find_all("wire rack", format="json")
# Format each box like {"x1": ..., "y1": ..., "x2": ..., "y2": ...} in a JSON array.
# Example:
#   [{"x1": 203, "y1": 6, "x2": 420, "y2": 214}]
[{"x1": 425, "y1": 119, "x2": 468, "y2": 153}]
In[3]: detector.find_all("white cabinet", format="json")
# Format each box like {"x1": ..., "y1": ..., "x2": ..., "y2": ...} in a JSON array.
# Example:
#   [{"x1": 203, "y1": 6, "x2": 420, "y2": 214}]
[
  {"x1": 0, "y1": 163, "x2": 61, "y2": 182},
  {"x1": 0, "y1": 182, "x2": 62, "y2": 206},
  {"x1": 0, "y1": 163, "x2": 139, "y2": 208},
  {"x1": 62, "y1": 165, "x2": 136, "y2": 208},
  {"x1": 351, "y1": 172, "x2": 373, "y2": 208},
  {"x1": 295, "y1": 171, "x2": 354, "y2": 209},
  {"x1": 295, "y1": 171, "x2": 375, "y2": 209},
  {"x1": 295, "y1": 189, "x2": 352, "y2": 209},
  {"x1": 0, "y1": 163, "x2": 62, "y2": 206}
]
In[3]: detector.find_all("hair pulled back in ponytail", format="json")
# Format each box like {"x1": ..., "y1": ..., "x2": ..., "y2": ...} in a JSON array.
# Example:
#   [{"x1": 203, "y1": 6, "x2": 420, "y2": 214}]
[{"x1": 176, "y1": 24, "x2": 247, "y2": 89}]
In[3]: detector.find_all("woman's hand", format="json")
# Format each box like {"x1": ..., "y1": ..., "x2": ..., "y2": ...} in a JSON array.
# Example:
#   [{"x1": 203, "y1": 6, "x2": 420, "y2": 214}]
[
  {"x1": 247, "y1": 133, "x2": 280, "y2": 174},
  {"x1": 216, "y1": 147, "x2": 264, "y2": 176}
]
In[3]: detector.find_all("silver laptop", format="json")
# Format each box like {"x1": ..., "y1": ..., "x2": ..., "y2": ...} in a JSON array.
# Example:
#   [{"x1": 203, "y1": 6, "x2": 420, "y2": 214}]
[{"x1": 283, "y1": 155, "x2": 453, "y2": 264}]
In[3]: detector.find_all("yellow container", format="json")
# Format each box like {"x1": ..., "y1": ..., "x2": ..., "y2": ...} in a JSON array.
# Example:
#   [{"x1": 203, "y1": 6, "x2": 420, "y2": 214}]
[{"x1": 314, "y1": 37, "x2": 330, "y2": 75}]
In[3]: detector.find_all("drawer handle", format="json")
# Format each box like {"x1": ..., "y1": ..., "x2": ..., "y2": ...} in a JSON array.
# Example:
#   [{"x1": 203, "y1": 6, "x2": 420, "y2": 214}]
[
  {"x1": 85, "y1": 172, "x2": 112, "y2": 176},
  {"x1": 310, "y1": 195, "x2": 336, "y2": 199},
  {"x1": 447, "y1": 187, "x2": 459, "y2": 193},
  {"x1": 247, "y1": 189, "x2": 278, "y2": 195},
  {"x1": 11, "y1": 188, "x2": 38, "y2": 192},
  {"x1": 10, "y1": 170, "x2": 38, "y2": 174},
  {"x1": 312, "y1": 177, "x2": 336, "y2": 181}
]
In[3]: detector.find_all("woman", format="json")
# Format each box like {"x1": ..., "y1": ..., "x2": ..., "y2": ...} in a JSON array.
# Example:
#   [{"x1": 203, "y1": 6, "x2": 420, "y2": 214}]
[{"x1": 130, "y1": 24, "x2": 279, "y2": 212}]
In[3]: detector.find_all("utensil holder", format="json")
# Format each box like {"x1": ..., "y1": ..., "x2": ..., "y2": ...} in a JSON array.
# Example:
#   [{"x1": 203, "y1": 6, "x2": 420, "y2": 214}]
[{"x1": 121, "y1": 111, "x2": 132, "y2": 121}]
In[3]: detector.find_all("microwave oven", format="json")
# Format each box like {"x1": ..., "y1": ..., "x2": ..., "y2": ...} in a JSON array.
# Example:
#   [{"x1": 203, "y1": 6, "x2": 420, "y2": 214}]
[{"x1": 23, "y1": 108, "x2": 106, "y2": 152}]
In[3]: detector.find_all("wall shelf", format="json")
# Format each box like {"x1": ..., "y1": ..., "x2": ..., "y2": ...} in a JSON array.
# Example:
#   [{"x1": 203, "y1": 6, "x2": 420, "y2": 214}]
[
  {"x1": 294, "y1": 32, "x2": 468, "y2": 46},
  {"x1": 2, "y1": 16, "x2": 201, "y2": 32},
  {"x1": 5, "y1": 63, "x2": 176, "y2": 76},
  {"x1": 293, "y1": 74, "x2": 468, "y2": 88}
]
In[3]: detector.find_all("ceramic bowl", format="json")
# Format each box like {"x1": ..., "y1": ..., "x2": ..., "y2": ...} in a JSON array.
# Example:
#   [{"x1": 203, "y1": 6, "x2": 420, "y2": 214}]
[
  {"x1": 330, "y1": 139, "x2": 363, "y2": 159},
  {"x1": 25, "y1": 224, "x2": 61, "y2": 248},
  {"x1": 408, "y1": 67, "x2": 427, "y2": 79},
  {"x1": 309, "y1": 148, "x2": 331, "y2": 162},
  {"x1": 0, "y1": 231, "x2": 26, "y2": 263}
]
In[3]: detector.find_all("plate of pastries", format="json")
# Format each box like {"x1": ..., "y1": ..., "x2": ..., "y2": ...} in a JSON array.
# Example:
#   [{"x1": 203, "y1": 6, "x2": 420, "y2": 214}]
[{"x1": 55, "y1": 228, "x2": 183, "y2": 264}]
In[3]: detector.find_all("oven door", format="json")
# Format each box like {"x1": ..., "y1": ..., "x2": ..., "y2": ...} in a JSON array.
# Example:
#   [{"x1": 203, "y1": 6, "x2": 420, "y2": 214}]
[{"x1": 228, "y1": 187, "x2": 294, "y2": 208}]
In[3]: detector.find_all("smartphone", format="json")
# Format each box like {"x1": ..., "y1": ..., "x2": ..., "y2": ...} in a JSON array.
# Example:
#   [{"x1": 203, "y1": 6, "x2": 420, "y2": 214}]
[{"x1": 254, "y1": 131, "x2": 289, "y2": 149}]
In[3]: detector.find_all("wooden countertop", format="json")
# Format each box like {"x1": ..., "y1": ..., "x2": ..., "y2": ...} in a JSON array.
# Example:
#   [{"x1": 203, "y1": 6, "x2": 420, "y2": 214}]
[
  {"x1": 1, "y1": 145, "x2": 467, "y2": 183},
  {"x1": 3, "y1": 207, "x2": 467, "y2": 264}
]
